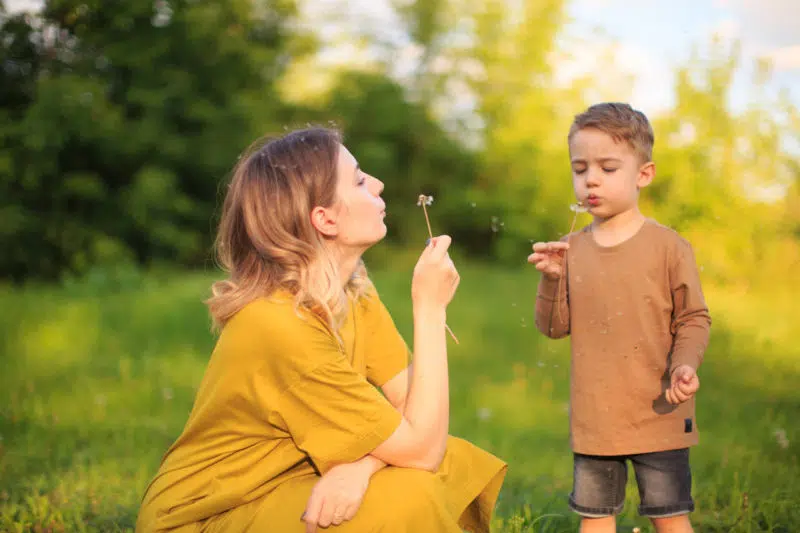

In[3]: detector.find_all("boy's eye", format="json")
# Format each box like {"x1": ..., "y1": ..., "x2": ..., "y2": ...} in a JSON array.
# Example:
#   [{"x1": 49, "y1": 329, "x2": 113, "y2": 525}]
[
  {"x1": 603, "y1": 168, "x2": 618, "y2": 173},
  {"x1": 573, "y1": 167, "x2": 587, "y2": 175}
]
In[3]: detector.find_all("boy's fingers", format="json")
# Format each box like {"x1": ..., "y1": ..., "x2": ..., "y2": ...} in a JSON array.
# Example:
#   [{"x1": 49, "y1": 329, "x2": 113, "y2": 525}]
[
  {"x1": 665, "y1": 388, "x2": 674, "y2": 404},
  {"x1": 532, "y1": 242, "x2": 569, "y2": 253},
  {"x1": 677, "y1": 380, "x2": 697, "y2": 395}
]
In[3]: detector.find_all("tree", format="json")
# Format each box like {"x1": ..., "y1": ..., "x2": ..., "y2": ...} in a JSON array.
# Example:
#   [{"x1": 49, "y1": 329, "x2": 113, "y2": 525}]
[{"x1": 0, "y1": 0, "x2": 308, "y2": 281}]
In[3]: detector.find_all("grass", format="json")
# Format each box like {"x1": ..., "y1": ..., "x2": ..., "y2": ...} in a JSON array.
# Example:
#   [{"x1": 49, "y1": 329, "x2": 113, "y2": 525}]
[{"x1": 0, "y1": 258, "x2": 797, "y2": 532}]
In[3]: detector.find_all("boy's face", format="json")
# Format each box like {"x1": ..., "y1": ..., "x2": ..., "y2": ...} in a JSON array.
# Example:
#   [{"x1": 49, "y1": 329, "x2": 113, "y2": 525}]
[{"x1": 568, "y1": 128, "x2": 654, "y2": 219}]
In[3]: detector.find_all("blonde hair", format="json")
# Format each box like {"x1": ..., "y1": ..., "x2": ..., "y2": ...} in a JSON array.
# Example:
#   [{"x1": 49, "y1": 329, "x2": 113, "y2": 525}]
[
  {"x1": 568, "y1": 102, "x2": 655, "y2": 163},
  {"x1": 206, "y1": 127, "x2": 374, "y2": 335}
]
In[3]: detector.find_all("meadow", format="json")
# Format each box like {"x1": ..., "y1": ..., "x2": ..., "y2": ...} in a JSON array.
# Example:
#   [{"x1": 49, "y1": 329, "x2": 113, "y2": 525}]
[{"x1": 1, "y1": 255, "x2": 797, "y2": 532}]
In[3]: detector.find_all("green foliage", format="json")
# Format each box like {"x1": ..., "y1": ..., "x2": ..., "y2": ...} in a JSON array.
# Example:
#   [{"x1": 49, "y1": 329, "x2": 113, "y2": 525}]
[
  {"x1": 2, "y1": 0, "x2": 798, "y2": 294},
  {"x1": 0, "y1": 0, "x2": 304, "y2": 281}
]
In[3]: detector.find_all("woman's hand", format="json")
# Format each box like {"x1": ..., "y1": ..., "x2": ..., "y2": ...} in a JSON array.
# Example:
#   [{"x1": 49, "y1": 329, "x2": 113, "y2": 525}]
[
  {"x1": 301, "y1": 461, "x2": 372, "y2": 532},
  {"x1": 411, "y1": 235, "x2": 460, "y2": 312}
]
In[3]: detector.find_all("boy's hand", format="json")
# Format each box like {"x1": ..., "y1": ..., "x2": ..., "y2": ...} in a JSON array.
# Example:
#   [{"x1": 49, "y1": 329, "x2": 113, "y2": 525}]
[
  {"x1": 528, "y1": 241, "x2": 570, "y2": 281},
  {"x1": 666, "y1": 365, "x2": 700, "y2": 404}
]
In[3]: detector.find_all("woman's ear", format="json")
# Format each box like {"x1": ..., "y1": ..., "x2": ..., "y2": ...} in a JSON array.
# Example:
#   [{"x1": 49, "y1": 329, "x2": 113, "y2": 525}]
[{"x1": 310, "y1": 206, "x2": 339, "y2": 237}]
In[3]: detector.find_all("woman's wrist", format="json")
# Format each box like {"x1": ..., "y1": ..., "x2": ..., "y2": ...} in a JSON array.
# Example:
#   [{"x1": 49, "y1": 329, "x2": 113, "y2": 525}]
[
  {"x1": 359, "y1": 455, "x2": 387, "y2": 478},
  {"x1": 412, "y1": 303, "x2": 446, "y2": 324}
]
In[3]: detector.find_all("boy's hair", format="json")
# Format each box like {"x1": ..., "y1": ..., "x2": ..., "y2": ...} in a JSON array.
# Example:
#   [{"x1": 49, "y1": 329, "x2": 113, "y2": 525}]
[{"x1": 568, "y1": 103, "x2": 654, "y2": 163}]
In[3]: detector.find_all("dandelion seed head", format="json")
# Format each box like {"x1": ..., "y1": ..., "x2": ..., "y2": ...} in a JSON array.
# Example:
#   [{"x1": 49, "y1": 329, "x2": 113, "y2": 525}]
[
  {"x1": 417, "y1": 194, "x2": 434, "y2": 206},
  {"x1": 570, "y1": 202, "x2": 588, "y2": 213}
]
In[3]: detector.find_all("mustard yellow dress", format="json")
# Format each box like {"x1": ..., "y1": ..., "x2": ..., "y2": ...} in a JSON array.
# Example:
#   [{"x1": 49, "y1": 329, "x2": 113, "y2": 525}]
[{"x1": 135, "y1": 290, "x2": 507, "y2": 532}]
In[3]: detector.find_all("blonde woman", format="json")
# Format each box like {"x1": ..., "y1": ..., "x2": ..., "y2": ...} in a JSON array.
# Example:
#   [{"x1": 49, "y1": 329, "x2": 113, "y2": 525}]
[{"x1": 135, "y1": 128, "x2": 507, "y2": 532}]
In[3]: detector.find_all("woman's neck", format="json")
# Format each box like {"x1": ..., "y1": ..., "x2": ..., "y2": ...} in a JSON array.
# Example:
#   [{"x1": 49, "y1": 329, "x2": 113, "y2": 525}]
[{"x1": 335, "y1": 247, "x2": 363, "y2": 287}]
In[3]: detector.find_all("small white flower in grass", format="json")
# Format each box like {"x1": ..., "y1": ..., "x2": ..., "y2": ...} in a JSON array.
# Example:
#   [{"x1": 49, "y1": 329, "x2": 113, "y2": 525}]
[
  {"x1": 477, "y1": 407, "x2": 492, "y2": 420},
  {"x1": 163, "y1": 388, "x2": 174, "y2": 401},
  {"x1": 774, "y1": 429, "x2": 789, "y2": 449}
]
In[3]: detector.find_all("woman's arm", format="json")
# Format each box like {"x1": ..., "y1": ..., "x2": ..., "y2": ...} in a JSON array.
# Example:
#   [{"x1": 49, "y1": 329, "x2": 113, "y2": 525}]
[
  {"x1": 380, "y1": 366, "x2": 411, "y2": 412},
  {"x1": 368, "y1": 237, "x2": 457, "y2": 472}
]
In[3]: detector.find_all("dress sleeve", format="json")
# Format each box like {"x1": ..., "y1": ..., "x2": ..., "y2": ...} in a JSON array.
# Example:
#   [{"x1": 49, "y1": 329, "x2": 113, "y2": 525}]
[
  {"x1": 360, "y1": 291, "x2": 411, "y2": 387},
  {"x1": 256, "y1": 307, "x2": 402, "y2": 475}
]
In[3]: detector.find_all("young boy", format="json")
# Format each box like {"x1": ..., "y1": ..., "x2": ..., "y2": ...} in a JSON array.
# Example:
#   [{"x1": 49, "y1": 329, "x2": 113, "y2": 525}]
[{"x1": 528, "y1": 103, "x2": 711, "y2": 533}]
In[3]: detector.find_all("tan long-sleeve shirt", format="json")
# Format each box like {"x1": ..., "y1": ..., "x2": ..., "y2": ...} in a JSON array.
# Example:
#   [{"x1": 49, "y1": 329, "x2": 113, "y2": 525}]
[{"x1": 535, "y1": 219, "x2": 711, "y2": 456}]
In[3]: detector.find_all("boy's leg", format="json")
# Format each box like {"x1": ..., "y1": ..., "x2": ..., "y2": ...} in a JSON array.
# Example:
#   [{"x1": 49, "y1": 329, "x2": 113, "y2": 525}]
[
  {"x1": 569, "y1": 453, "x2": 627, "y2": 533},
  {"x1": 579, "y1": 517, "x2": 616, "y2": 533},
  {"x1": 631, "y1": 448, "x2": 694, "y2": 533},
  {"x1": 650, "y1": 515, "x2": 693, "y2": 533}
]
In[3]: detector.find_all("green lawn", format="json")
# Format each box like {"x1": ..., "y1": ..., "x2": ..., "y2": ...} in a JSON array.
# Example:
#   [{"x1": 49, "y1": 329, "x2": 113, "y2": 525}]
[{"x1": 1, "y1": 259, "x2": 797, "y2": 532}]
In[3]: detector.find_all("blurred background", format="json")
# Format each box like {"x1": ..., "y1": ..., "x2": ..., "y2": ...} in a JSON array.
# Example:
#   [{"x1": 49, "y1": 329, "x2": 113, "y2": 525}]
[{"x1": 0, "y1": 0, "x2": 798, "y2": 532}]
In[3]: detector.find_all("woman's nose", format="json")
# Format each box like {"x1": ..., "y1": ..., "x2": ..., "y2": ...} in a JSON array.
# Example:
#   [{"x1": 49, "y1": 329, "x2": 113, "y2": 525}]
[{"x1": 371, "y1": 176, "x2": 384, "y2": 196}]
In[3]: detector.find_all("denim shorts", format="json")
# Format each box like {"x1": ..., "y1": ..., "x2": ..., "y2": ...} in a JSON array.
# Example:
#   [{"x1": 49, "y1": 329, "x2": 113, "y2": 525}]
[{"x1": 569, "y1": 448, "x2": 694, "y2": 518}]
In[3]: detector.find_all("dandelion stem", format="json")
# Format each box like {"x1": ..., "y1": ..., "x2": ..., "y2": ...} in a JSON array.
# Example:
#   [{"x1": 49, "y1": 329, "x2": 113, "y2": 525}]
[
  {"x1": 557, "y1": 205, "x2": 582, "y2": 324},
  {"x1": 418, "y1": 194, "x2": 458, "y2": 345},
  {"x1": 421, "y1": 203, "x2": 433, "y2": 239}
]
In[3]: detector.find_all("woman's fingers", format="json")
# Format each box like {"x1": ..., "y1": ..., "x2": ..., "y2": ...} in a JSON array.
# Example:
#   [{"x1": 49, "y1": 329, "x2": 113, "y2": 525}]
[
  {"x1": 302, "y1": 493, "x2": 323, "y2": 532},
  {"x1": 316, "y1": 499, "x2": 336, "y2": 528},
  {"x1": 344, "y1": 501, "x2": 360, "y2": 521}
]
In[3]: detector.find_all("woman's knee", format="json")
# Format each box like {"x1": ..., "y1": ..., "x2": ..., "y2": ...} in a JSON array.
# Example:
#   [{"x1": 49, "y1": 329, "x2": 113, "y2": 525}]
[{"x1": 367, "y1": 468, "x2": 446, "y2": 516}]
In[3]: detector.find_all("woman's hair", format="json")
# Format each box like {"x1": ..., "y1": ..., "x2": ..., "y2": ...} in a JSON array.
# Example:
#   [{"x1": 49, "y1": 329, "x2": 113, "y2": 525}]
[{"x1": 206, "y1": 127, "x2": 373, "y2": 335}]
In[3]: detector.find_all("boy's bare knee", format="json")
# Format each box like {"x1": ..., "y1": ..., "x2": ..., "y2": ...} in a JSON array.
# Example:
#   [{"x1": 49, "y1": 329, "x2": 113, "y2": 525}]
[
  {"x1": 579, "y1": 516, "x2": 616, "y2": 533},
  {"x1": 651, "y1": 513, "x2": 693, "y2": 533}
]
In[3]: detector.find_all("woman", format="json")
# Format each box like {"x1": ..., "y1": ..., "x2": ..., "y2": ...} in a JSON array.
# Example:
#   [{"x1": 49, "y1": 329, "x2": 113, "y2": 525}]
[{"x1": 135, "y1": 127, "x2": 507, "y2": 532}]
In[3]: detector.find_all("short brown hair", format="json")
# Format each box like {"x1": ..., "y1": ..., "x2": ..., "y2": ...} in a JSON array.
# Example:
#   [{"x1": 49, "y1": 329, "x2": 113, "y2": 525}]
[{"x1": 568, "y1": 103, "x2": 654, "y2": 162}]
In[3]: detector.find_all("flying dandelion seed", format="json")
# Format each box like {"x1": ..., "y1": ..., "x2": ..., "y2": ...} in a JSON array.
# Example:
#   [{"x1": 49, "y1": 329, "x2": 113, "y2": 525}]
[{"x1": 570, "y1": 202, "x2": 588, "y2": 213}]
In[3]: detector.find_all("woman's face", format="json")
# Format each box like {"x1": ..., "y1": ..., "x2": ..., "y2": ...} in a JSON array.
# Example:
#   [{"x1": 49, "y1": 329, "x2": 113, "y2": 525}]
[{"x1": 321, "y1": 144, "x2": 387, "y2": 252}]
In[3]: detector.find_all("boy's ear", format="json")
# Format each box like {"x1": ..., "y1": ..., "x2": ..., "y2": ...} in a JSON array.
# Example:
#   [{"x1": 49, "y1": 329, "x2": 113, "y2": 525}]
[
  {"x1": 637, "y1": 161, "x2": 655, "y2": 189},
  {"x1": 310, "y1": 206, "x2": 339, "y2": 237}
]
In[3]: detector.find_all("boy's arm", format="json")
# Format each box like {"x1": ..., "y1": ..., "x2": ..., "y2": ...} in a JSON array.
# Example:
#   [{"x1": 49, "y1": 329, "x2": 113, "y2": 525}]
[
  {"x1": 534, "y1": 271, "x2": 570, "y2": 339},
  {"x1": 669, "y1": 239, "x2": 711, "y2": 373}
]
